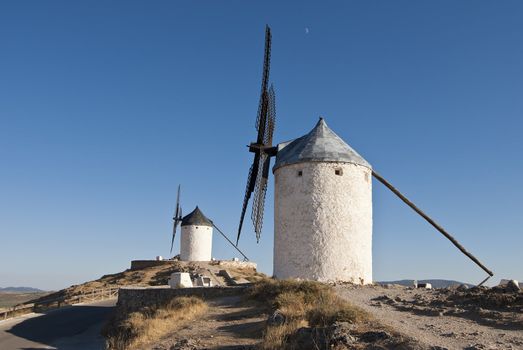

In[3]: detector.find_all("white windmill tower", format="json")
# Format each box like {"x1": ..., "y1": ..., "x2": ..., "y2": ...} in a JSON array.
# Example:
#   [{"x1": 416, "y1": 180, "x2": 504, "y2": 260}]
[
  {"x1": 179, "y1": 206, "x2": 214, "y2": 261},
  {"x1": 236, "y1": 26, "x2": 494, "y2": 286},
  {"x1": 170, "y1": 186, "x2": 214, "y2": 262},
  {"x1": 272, "y1": 118, "x2": 373, "y2": 283},
  {"x1": 171, "y1": 186, "x2": 250, "y2": 262}
]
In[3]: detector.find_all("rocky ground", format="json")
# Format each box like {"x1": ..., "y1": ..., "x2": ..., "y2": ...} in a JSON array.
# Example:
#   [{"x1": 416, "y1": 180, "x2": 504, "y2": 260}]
[
  {"x1": 106, "y1": 279, "x2": 522, "y2": 350},
  {"x1": 33, "y1": 261, "x2": 519, "y2": 350},
  {"x1": 335, "y1": 283, "x2": 523, "y2": 350},
  {"x1": 142, "y1": 294, "x2": 418, "y2": 350}
]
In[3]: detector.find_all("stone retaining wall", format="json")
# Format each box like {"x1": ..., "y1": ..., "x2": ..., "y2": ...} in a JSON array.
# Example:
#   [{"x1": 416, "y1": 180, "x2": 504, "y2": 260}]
[
  {"x1": 130, "y1": 259, "x2": 257, "y2": 271},
  {"x1": 130, "y1": 260, "x2": 177, "y2": 270}
]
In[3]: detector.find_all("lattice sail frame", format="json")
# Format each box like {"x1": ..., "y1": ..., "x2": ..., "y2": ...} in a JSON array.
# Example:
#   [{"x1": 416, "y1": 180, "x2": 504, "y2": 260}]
[
  {"x1": 251, "y1": 85, "x2": 276, "y2": 241},
  {"x1": 236, "y1": 25, "x2": 277, "y2": 245}
]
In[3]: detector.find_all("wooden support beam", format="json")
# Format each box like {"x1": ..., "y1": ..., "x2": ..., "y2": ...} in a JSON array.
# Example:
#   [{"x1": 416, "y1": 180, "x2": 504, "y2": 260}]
[
  {"x1": 212, "y1": 223, "x2": 250, "y2": 261},
  {"x1": 372, "y1": 170, "x2": 493, "y2": 278}
]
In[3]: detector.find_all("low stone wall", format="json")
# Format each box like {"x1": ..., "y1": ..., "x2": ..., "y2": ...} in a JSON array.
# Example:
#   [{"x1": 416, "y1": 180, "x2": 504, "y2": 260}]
[
  {"x1": 130, "y1": 259, "x2": 257, "y2": 271},
  {"x1": 130, "y1": 260, "x2": 178, "y2": 270},
  {"x1": 117, "y1": 285, "x2": 249, "y2": 313},
  {"x1": 214, "y1": 261, "x2": 257, "y2": 270}
]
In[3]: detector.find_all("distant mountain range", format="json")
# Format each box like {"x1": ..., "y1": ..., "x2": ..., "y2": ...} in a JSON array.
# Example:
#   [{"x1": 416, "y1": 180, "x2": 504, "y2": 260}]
[
  {"x1": 0, "y1": 287, "x2": 45, "y2": 293},
  {"x1": 376, "y1": 279, "x2": 474, "y2": 288}
]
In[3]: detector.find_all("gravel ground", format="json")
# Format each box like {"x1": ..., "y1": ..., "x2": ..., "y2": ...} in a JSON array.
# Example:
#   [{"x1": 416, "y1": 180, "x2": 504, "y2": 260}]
[{"x1": 335, "y1": 283, "x2": 523, "y2": 350}]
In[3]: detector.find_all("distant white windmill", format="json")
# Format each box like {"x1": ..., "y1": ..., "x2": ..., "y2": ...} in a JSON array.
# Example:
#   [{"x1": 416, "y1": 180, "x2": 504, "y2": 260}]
[{"x1": 171, "y1": 186, "x2": 249, "y2": 262}]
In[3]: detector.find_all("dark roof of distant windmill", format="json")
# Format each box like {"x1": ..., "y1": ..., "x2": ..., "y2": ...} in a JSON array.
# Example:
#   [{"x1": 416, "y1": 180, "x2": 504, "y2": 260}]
[
  {"x1": 181, "y1": 206, "x2": 213, "y2": 227},
  {"x1": 273, "y1": 118, "x2": 371, "y2": 171}
]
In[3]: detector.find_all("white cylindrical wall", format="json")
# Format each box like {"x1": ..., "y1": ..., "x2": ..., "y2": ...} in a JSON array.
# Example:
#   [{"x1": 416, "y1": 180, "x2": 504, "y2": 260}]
[
  {"x1": 180, "y1": 225, "x2": 213, "y2": 261},
  {"x1": 273, "y1": 162, "x2": 373, "y2": 284}
]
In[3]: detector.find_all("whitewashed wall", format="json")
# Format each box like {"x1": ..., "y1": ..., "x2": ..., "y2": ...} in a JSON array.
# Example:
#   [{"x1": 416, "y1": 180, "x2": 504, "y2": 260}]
[
  {"x1": 273, "y1": 162, "x2": 373, "y2": 284},
  {"x1": 180, "y1": 225, "x2": 213, "y2": 261}
]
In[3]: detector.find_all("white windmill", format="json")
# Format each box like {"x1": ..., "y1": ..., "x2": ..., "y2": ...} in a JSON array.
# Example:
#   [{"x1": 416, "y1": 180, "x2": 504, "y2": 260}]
[
  {"x1": 236, "y1": 26, "x2": 493, "y2": 286},
  {"x1": 171, "y1": 186, "x2": 249, "y2": 262}
]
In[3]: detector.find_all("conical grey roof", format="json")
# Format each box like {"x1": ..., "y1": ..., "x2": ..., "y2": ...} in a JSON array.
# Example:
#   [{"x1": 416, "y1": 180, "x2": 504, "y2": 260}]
[
  {"x1": 181, "y1": 206, "x2": 213, "y2": 227},
  {"x1": 273, "y1": 118, "x2": 371, "y2": 171}
]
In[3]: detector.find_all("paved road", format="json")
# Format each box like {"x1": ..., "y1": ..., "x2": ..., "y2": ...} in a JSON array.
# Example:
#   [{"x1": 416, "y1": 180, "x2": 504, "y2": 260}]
[{"x1": 0, "y1": 299, "x2": 116, "y2": 350}]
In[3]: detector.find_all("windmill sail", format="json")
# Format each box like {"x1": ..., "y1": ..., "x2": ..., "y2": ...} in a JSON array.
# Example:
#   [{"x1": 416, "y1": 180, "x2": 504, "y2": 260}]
[
  {"x1": 171, "y1": 185, "x2": 182, "y2": 253},
  {"x1": 237, "y1": 25, "x2": 277, "y2": 245}
]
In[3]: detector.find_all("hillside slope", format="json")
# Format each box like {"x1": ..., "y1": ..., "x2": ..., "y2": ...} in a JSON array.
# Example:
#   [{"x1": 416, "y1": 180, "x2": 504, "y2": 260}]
[{"x1": 26, "y1": 260, "x2": 264, "y2": 307}]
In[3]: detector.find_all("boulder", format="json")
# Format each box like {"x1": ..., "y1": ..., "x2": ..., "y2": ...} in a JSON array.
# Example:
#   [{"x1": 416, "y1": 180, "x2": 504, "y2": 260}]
[
  {"x1": 506, "y1": 280, "x2": 520, "y2": 292},
  {"x1": 360, "y1": 330, "x2": 391, "y2": 342},
  {"x1": 456, "y1": 284, "x2": 469, "y2": 291},
  {"x1": 328, "y1": 321, "x2": 356, "y2": 346}
]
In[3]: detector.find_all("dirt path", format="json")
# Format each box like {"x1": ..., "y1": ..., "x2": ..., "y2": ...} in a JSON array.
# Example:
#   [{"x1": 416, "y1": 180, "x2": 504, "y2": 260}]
[
  {"x1": 335, "y1": 284, "x2": 523, "y2": 350},
  {"x1": 152, "y1": 296, "x2": 265, "y2": 349}
]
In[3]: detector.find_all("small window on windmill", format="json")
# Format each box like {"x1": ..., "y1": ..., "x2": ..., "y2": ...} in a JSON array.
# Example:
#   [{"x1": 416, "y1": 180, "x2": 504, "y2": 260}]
[
  {"x1": 335, "y1": 168, "x2": 343, "y2": 176},
  {"x1": 297, "y1": 170, "x2": 303, "y2": 177}
]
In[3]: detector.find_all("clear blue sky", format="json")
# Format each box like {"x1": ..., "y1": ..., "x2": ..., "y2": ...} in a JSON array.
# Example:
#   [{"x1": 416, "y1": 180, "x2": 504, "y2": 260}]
[{"x1": 1, "y1": 1, "x2": 522, "y2": 290}]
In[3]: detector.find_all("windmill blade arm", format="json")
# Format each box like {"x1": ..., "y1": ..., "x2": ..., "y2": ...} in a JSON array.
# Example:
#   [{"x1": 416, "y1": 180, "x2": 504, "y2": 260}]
[
  {"x1": 170, "y1": 218, "x2": 181, "y2": 254},
  {"x1": 371, "y1": 170, "x2": 493, "y2": 277},
  {"x1": 261, "y1": 25, "x2": 271, "y2": 93},
  {"x1": 255, "y1": 25, "x2": 272, "y2": 132},
  {"x1": 237, "y1": 159, "x2": 259, "y2": 245},
  {"x1": 174, "y1": 185, "x2": 181, "y2": 218},
  {"x1": 256, "y1": 92, "x2": 269, "y2": 144},
  {"x1": 251, "y1": 153, "x2": 271, "y2": 242},
  {"x1": 170, "y1": 227, "x2": 176, "y2": 254},
  {"x1": 265, "y1": 84, "x2": 276, "y2": 146}
]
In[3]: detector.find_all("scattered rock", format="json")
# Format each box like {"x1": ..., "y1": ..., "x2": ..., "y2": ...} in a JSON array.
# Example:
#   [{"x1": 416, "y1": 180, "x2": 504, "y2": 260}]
[
  {"x1": 440, "y1": 332, "x2": 456, "y2": 337},
  {"x1": 170, "y1": 339, "x2": 198, "y2": 350},
  {"x1": 328, "y1": 321, "x2": 356, "y2": 346},
  {"x1": 359, "y1": 330, "x2": 391, "y2": 342},
  {"x1": 267, "y1": 309, "x2": 286, "y2": 326},
  {"x1": 464, "y1": 344, "x2": 486, "y2": 350},
  {"x1": 371, "y1": 301, "x2": 383, "y2": 307},
  {"x1": 457, "y1": 284, "x2": 469, "y2": 291},
  {"x1": 506, "y1": 280, "x2": 520, "y2": 293},
  {"x1": 372, "y1": 295, "x2": 396, "y2": 304}
]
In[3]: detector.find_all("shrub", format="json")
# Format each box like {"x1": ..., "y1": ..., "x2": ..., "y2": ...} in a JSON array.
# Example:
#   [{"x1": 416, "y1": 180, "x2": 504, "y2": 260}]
[
  {"x1": 248, "y1": 279, "x2": 368, "y2": 350},
  {"x1": 103, "y1": 296, "x2": 207, "y2": 350}
]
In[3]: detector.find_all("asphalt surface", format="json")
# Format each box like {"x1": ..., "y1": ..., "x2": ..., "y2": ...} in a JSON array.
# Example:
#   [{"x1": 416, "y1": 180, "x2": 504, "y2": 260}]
[{"x1": 0, "y1": 299, "x2": 116, "y2": 350}]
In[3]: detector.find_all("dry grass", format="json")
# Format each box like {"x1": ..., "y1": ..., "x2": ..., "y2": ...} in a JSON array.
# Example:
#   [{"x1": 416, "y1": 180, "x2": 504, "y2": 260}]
[
  {"x1": 248, "y1": 279, "x2": 368, "y2": 350},
  {"x1": 103, "y1": 296, "x2": 207, "y2": 350}
]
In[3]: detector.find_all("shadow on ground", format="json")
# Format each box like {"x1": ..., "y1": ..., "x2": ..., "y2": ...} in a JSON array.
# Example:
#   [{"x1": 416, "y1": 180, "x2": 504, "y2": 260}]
[{"x1": 7, "y1": 304, "x2": 114, "y2": 350}]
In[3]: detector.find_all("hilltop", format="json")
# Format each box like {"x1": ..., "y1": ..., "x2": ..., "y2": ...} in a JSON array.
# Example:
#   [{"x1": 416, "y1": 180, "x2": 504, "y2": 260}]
[{"x1": 26, "y1": 259, "x2": 264, "y2": 308}]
